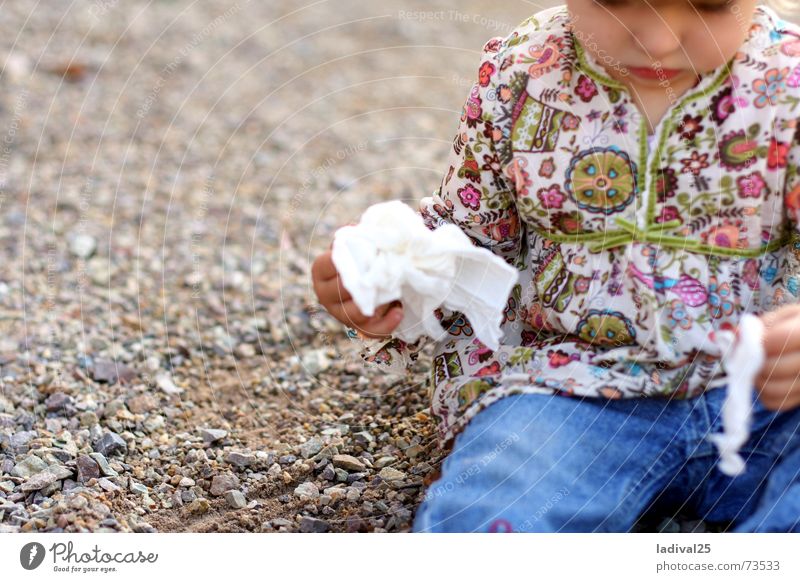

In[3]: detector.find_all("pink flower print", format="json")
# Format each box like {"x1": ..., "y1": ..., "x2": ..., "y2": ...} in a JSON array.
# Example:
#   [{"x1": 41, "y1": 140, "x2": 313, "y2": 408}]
[
  {"x1": 458, "y1": 184, "x2": 481, "y2": 210},
  {"x1": 752, "y1": 66, "x2": 789, "y2": 108},
  {"x1": 538, "y1": 157, "x2": 555, "y2": 179},
  {"x1": 537, "y1": 184, "x2": 565, "y2": 209},
  {"x1": 575, "y1": 74, "x2": 598, "y2": 102},
  {"x1": 680, "y1": 151, "x2": 710, "y2": 176},
  {"x1": 787, "y1": 64, "x2": 800, "y2": 88},
  {"x1": 736, "y1": 171, "x2": 766, "y2": 198},
  {"x1": 655, "y1": 205, "x2": 681, "y2": 224},
  {"x1": 561, "y1": 113, "x2": 580, "y2": 131},
  {"x1": 742, "y1": 258, "x2": 761, "y2": 290},
  {"x1": 465, "y1": 85, "x2": 483, "y2": 121}
]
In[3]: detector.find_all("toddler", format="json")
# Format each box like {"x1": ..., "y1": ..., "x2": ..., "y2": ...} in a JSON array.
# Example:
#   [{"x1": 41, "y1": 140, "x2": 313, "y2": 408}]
[{"x1": 312, "y1": 0, "x2": 800, "y2": 532}]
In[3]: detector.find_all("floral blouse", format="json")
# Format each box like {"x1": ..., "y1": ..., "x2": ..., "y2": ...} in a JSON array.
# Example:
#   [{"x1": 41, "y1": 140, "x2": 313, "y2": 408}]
[{"x1": 345, "y1": 3, "x2": 800, "y2": 453}]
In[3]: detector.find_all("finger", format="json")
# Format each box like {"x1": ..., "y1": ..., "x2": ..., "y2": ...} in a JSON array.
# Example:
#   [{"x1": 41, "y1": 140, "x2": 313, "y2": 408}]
[
  {"x1": 761, "y1": 313, "x2": 800, "y2": 356},
  {"x1": 332, "y1": 300, "x2": 402, "y2": 339},
  {"x1": 356, "y1": 305, "x2": 404, "y2": 339},
  {"x1": 328, "y1": 298, "x2": 371, "y2": 328},
  {"x1": 760, "y1": 304, "x2": 800, "y2": 329},
  {"x1": 756, "y1": 380, "x2": 800, "y2": 412},
  {"x1": 311, "y1": 251, "x2": 338, "y2": 282},
  {"x1": 757, "y1": 351, "x2": 800, "y2": 382},
  {"x1": 315, "y1": 275, "x2": 353, "y2": 304}
]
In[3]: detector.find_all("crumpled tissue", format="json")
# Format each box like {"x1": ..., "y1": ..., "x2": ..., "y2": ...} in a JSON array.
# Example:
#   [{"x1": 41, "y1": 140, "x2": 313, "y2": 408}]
[
  {"x1": 708, "y1": 313, "x2": 766, "y2": 477},
  {"x1": 331, "y1": 200, "x2": 519, "y2": 351}
]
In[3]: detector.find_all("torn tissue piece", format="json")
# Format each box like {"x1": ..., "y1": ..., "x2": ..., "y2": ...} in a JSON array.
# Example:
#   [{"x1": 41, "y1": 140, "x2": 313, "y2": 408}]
[
  {"x1": 331, "y1": 200, "x2": 519, "y2": 351},
  {"x1": 707, "y1": 313, "x2": 766, "y2": 477}
]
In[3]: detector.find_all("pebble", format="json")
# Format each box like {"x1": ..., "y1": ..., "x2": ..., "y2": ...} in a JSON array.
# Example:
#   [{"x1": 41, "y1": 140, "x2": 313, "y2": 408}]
[
  {"x1": 88, "y1": 453, "x2": 118, "y2": 477},
  {"x1": 90, "y1": 361, "x2": 138, "y2": 384},
  {"x1": 12, "y1": 455, "x2": 49, "y2": 478},
  {"x1": 69, "y1": 234, "x2": 97, "y2": 258},
  {"x1": 45, "y1": 392, "x2": 72, "y2": 413},
  {"x1": 225, "y1": 452, "x2": 255, "y2": 468},
  {"x1": 300, "y1": 516, "x2": 330, "y2": 533},
  {"x1": 154, "y1": 372, "x2": 183, "y2": 395},
  {"x1": 188, "y1": 498, "x2": 210, "y2": 515},
  {"x1": 378, "y1": 467, "x2": 406, "y2": 481},
  {"x1": 225, "y1": 490, "x2": 247, "y2": 509},
  {"x1": 21, "y1": 465, "x2": 73, "y2": 492},
  {"x1": 199, "y1": 428, "x2": 228, "y2": 444},
  {"x1": 299, "y1": 437, "x2": 324, "y2": 459},
  {"x1": 332, "y1": 454, "x2": 365, "y2": 472},
  {"x1": 93, "y1": 432, "x2": 127, "y2": 457},
  {"x1": 76, "y1": 455, "x2": 100, "y2": 483},
  {"x1": 293, "y1": 482, "x2": 320, "y2": 500},
  {"x1": 210, "y1": 473, "x2": 240, "y2": 496}
]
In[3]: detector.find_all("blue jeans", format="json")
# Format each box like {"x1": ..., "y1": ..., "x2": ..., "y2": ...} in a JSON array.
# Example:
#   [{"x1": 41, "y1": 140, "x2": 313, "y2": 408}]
[{"x1": 412, "y1": 387, "x2": 800, "y2": 532}]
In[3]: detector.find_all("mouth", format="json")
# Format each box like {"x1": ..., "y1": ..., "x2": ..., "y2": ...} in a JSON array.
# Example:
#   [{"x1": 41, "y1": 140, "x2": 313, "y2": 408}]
[{"x1": 627, "y1": 66, "x2": 683, "y2": 81}]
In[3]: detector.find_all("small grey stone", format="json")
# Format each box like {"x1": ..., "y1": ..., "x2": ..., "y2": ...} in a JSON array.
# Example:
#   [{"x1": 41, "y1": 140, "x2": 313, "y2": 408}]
[
  {"x1": 97, "y1": 478, "x2": 121, "y2": 492},
  {"x1": 225, "y1": 452, "x2": 255, "y2": 468},
  {"x1": 311, "y1": 445, "x2": 338, "y2": 462},
  {"x1": 69, "y1": 234, "x2": 96, "y2": 259},
  {"x1": 267, "y1": 463, "x2": 282, "y2": 478},
  {"x1": 378, "y1": 467, "x2": 406, "y2": 481},
  {"x1": 12, "y1": 455, "x2": 48, "y2": 478},
  {"x1": 301, "y1": 349, "x2": 331, "y2": 375},
  {"x1": 94, "y1": 432, "x2": 127, "y2": 457},
  {"x1": 155, "y1": 372, "x2": 183, "y2": 395},
  {"x1": 178, "y1": 477, "x2": 195, "y2": 488},
  {"x1": 88, "y1": 453, "x2": 118, "y2": 476},
  {"x1": 300, "y1": 516, "x2": 330, "y2": 533},
  {"x1": 335, "y1": 468, "x2": 349, "y2": 482},
  {"x1": 129, "y1": 481, "x2": 148, "y2": 495},
  {"x1": 293, "y1": 481, "x2": 319, "y2": 500},
  {"x1": 210, "y1": 473, "x2": 240, "y2": 496},
  {"x1": 353, "y1": 431, "x2": 375, "y2": 446},
  {"x1": 45, "y1": 392, "x2": 72, "y2": 413},
  {"x1": 225, "y1": 490, "x2": 247, "y2": 509},
  {"x1": 299, "y1": 437, "x2": 324, "y2": 459},
  {"x1": 199, "y1": 428, "x2": 228, "y2": 444},
  {"x1": 21, "y1": 464, "x2": 73, "y2": 492},
  {"x1": 76, "y1": 455, "x2": 100, "y2": 483},
  {"x1": 9, "y1": 430, "x2": 37, "y2": 449},
  {"x1": 374, "y1": 456, "x2": 397, "y2": 469},
  {"x1": 320, "y1": 464, "x2": 336, "y2": 481},
  {"x1": 332, "y1": 454, "x2": 365, "y2": 472},
  {"x1": 90, "y1": 360, "x2": 138, "y2": 384}
]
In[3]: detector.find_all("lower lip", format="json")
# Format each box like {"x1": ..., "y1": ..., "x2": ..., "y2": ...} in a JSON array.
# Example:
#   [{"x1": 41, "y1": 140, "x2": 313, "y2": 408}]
[{"x1": 628, "y1": 67, "x2": 682, "y2": 80}]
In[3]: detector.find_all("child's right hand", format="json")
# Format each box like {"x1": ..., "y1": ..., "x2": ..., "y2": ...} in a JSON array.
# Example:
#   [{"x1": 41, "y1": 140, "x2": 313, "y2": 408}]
[{"x1": 311, "y1": 248, "x2": 404, "y2": 340}]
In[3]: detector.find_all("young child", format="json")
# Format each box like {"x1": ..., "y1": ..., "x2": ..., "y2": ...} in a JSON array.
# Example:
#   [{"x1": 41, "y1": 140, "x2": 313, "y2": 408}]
[{"x1": 312, "y1": 0, "x2": 800, "y2": 532}]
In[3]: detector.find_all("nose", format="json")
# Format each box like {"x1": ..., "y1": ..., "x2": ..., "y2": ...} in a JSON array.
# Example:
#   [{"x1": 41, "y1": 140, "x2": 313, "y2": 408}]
[{"x1": 628, "y1": 6, "x2": 687, "y2": 65}]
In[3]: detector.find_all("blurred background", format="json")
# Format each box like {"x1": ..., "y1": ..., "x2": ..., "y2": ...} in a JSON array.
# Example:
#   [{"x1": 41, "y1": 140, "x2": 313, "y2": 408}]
[{"x1": 0, "y1": 1, "x2": 798, "y2": 533}]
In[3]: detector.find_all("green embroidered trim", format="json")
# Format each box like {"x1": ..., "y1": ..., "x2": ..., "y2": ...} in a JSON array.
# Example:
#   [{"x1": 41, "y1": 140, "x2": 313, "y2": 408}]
[
  {"x1": 527, "y1": 215, "x2": 791, "y2": 257},
  {"x1": 572, "y1": 35, "x2": 626, "y2": 90}
]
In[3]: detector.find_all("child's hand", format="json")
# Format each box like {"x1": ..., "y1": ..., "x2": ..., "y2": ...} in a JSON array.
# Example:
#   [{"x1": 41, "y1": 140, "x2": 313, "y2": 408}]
[
  {"x1": 311, "y1": 248, "x2": 404, "y2": 340},
  {"x1": 755, "y1": 304, "x2": 800, "y2": 411}
]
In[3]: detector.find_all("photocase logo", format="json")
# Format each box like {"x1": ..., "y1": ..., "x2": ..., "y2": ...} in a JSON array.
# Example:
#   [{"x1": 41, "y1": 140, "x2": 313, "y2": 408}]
[{"x1": 20, "y1": 542, "x2": 46, "y2": 570}]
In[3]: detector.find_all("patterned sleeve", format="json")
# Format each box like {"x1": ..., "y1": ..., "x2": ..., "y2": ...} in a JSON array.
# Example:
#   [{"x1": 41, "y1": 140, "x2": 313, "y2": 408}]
[
  {"x1": 343, "y1": 35, "x2": 523, "y2": 375},
  {"x1": 783, "y1": 127, "x2": 800, "y2": 302}
]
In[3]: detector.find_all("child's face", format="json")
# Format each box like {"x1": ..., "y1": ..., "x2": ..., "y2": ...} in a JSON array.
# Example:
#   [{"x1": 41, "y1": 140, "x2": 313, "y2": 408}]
[{"x1": 566, "y1": 0, "x2": 760, "y2": 93}]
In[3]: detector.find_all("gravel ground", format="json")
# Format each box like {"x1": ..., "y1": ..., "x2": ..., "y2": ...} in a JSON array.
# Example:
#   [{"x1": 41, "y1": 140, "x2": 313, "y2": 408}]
[{"x1": 1, "y1": 0, "x2": 795, "y2": 534}]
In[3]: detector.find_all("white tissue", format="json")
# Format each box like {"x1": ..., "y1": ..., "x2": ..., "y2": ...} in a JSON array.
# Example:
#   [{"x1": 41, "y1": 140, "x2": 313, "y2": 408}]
[
  {"x1": 707, "y1": 313, "x2": 766, "y2": 477},
  {"x1": 331, "y1": 200, "x2": 519, "y2": 351}
]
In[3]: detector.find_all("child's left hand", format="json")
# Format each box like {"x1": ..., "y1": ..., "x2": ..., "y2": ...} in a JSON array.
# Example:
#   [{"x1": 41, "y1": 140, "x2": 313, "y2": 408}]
[{"x1": 755, "y1": 304, "x2": 800, "y2": 412}]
